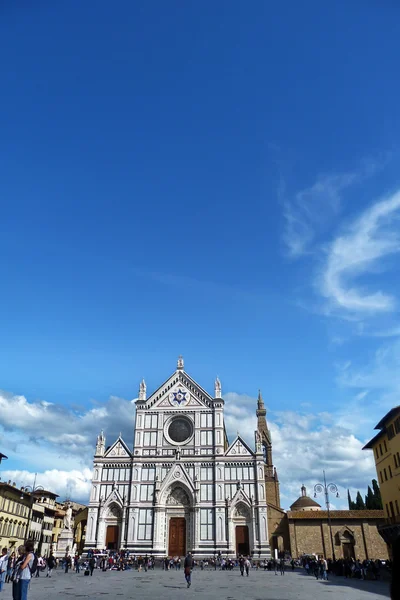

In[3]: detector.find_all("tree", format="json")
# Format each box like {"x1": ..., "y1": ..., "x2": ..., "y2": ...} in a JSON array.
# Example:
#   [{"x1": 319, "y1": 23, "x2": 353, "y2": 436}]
[
  {"x1": 365, "y1": 485, "x2": 374, "y2": 509},
  {"x1": 372, "y1": 479, "x2": 383, "y2": 509},
  {"x1": 347, "y1": 489, "x2": 353, "y2": 510},
  {"x1": 356, "y1": 491, "x2": 366, "y2": 510},
  {"x1": 347, "y1": 489, "x2": 356, "y2": 510}
]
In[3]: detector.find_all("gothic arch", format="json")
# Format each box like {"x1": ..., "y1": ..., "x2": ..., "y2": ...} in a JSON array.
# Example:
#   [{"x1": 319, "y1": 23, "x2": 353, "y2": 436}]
[{"x1": 160, "y1": 480, "x2": 193, "y2": 507}]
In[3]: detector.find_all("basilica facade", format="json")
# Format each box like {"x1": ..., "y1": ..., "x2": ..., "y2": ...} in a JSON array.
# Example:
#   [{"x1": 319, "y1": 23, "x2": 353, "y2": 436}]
[{"x1": 85, "y1": 358, "x2": 279, "y2": 558}]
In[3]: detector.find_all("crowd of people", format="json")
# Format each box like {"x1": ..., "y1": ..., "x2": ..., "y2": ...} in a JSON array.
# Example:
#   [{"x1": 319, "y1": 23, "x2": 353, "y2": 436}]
[
  {"x1": 0, "y1": 541, "x2": 36, "y2": 600},
  {"x1": 301, "y1": 555, "x2": 389, "y2": 581},
  {"x1": 0, "y1": 541, "x2": 396, "y2": 600}
]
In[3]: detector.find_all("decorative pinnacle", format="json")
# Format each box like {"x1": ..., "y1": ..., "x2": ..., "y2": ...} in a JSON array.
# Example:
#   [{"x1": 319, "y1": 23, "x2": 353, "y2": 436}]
[
  {"x1": 256, "y1": 389, "x2": 267, "y2": 417},
  {"x1": 177, "y1": 355, "x2": 184, "y2": 370}
]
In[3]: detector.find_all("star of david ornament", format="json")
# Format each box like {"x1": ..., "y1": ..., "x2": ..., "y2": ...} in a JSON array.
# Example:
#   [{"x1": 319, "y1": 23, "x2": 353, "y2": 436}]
[{"x1": 169, "y1": 388, "x2": 190, "y2": 406}]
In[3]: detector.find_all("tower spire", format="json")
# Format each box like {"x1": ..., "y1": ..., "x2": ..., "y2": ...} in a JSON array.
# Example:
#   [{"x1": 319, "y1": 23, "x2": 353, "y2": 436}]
[{"x1": 254, "y1": 388, "x2": 281, "y2": 508}]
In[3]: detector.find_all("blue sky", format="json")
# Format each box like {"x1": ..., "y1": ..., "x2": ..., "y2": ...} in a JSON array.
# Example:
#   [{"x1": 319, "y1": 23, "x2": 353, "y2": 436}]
[{"x1": 1, "y1": 1, "x2": 400, "y2": 506}]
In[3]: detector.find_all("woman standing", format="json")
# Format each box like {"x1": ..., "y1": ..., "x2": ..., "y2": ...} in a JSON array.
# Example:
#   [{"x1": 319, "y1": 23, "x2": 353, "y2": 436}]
[
  {"x1": 12, "y1": 546, "x2": 25, "y2": 600},
  {"x1": 6, "y1": 552, "x2": 16, "y2": 583},
  {"x1": 18, "y1": 541, "x2": 35, "y2": 600}
]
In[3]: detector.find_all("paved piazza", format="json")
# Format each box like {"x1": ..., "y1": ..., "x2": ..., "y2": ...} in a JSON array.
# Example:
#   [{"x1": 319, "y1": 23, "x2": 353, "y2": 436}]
[{"x1": 4, "y1": 567, "x2": 390, "y2": 600}]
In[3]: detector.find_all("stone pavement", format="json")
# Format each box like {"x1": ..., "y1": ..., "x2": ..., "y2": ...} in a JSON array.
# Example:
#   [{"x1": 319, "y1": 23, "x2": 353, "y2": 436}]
[{"x1": 3, "y1": 567, "x2": 391, "y2": 600}]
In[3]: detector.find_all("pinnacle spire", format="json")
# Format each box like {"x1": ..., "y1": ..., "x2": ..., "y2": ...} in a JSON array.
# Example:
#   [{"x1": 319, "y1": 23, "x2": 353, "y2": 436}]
[{"x1": 256, "y1": 389, "x2": 266, "y2": 417}]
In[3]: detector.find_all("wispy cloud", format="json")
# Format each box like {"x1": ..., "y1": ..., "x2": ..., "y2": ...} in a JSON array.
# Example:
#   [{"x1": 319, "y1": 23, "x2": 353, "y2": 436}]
[
  {"x1": 321, "y1": 190, "x2": 400, "y2": 316},
  {"x1": 283, "y1": 173, "x2": 356, "y2": 258},
  {"x1": 337, "y1": 339, "x2": 400, "y2": 392}
]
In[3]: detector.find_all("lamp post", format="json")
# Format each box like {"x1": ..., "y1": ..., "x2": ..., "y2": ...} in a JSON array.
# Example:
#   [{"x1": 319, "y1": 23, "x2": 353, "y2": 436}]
[
  {"x1": 20, "y1": 473, "x2": 44, "y2": 543},
  {"x1": 314, "y1": 471, "x2": 339, "y2": 561}
]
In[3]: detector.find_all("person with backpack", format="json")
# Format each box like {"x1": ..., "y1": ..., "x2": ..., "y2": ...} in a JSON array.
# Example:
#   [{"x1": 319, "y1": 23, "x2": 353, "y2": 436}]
[
  {"x1": 18, "y1": 541, "x2": 35, "y2": 600},
  {"x1": 46, "y1": 552, "x2": 55, "y2": 578},
  {"x1": 11, "y1": 545, "x2": 25, "y2": 600}
]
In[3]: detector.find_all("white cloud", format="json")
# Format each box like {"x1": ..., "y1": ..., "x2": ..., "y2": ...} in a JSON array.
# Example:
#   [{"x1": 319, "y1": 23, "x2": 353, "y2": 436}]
[
  {"x1": 0, "y1": 388, "x2": 377, "y2": 508},
  {"x1": 0, "y1": 469, "x2": 92, "y2": 503},
  {"x1": 223, "y1": 393, "x2": 376, "y2": 510},
  {"x1": 321, "y1": 190, "x2": 400, "y2": 315},
  {"x1": 283, "y1": 173, "x2": 356, "y2": 257}
]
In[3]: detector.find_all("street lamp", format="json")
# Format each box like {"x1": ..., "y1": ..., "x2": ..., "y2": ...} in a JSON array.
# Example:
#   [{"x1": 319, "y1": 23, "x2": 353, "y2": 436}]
[
  {"x1": 0, "y1": 453, "x2": 8, "y2": 467},
  {"x1": 314, "y1": 471, "x2": 339, "y2": 561},
  {"x1": 20, "y1": 473, "x2": 44, "y2": 542}
]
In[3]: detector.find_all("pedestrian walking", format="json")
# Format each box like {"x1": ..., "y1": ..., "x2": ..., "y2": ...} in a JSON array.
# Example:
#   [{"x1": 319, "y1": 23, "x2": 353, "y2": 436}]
[
  {"x1": 239, "y1": 556, "x2": 245, "y2": 576},
  {"x1": 46, "y1": 553, "x2": 55, "y2": 578},
  {"x1": 35, "y1": 556, "x2": 43, "y2": 577},
  {"x1": 184, "y1": 552, "x2": 193, "y2": 588},
  {"x1": 74, "y1": 555, "x2": 80, "y2": 574},
  {"x1": 245, "y1": 558, "x2": 250, "y2": 577},
  {"x1": 89, "y1": 557, "x2": 96, "y2": 576},
  {"x1": 279, "y1": 557, "x2": 285, "y2": 575}
]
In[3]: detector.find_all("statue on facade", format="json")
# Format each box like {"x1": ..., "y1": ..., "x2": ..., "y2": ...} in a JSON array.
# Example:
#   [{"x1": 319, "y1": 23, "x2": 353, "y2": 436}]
[
  {"x1": 214, "y1": 377, "x2": 222, "y2": 399},
  {"x1": 139, "y1": 379, "x2": 147, "y2": 401},
  {"x1": 63, "y1": 503, "x2": 73, "y2": 531},
  {"x1": 177, "y1": 355, "x2": 184, "y2": 370},
  {"x1": 175, "y1": 447, "x2": 181, "y2": 461},
  {"x1": 255, "y1": 430, "x2": 262, "y2": 453}
]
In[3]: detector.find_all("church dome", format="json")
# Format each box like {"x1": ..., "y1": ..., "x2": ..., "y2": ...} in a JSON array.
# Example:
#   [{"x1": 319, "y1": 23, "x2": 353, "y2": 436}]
[{"x1": 290, "y1": 485, "x2": 322, "y2": 511}]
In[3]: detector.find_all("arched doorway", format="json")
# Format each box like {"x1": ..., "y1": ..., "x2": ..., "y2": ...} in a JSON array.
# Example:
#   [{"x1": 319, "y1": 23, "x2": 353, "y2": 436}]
[
  {"x1": 103, "y1": 504, "x2": 122, "y2": 550},
  {"x1": 336, "y1": 527, "x2": 355, "y2": 560},
  {"x1": 232, "y1": 503, "x2": 251, "y2": 556},
  {"x1": 166, "y1": 486, "x2": 190, "y2": 557}
]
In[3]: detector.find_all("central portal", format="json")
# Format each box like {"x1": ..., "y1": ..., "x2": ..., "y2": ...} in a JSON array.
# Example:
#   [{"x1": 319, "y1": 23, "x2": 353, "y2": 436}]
[
  {"x1": 106, "y1": 525, "x2": 119, "y2": 550},
  {"x1": 168, "y1": 517, "x2": 186, "y2": 556},
  {"x1": 236, "y1": 525, "x2": 250, "y2": 556}
]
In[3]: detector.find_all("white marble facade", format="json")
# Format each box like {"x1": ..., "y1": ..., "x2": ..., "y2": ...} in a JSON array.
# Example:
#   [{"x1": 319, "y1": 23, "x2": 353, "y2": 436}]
[{"x1": 85, "y1": 358, "x2": 271, "y2": 558}]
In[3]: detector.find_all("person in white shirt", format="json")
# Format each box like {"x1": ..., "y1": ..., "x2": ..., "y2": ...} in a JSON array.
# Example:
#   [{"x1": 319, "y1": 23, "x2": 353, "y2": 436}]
[{"x1": 0, "y1": 547, "x2": 11, "y2": 592}]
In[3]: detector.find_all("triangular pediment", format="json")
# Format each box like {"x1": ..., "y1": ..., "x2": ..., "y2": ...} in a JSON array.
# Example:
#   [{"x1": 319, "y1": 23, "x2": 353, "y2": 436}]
[
  {"x1": 158, "y1": 461, "x2": 195, "y2": 505},
  {"x1": 104, "y1": 437, "x2": 132, "y2": 458},
  {"x1": 144, "y1": 370, "x2": 214, "y2": 410},
  {"x1": 225, "y1": 435, "x2": 254, "y2": 457},
  {"x1": 102, "y1": 487, "x2": 124, "y2": 510},
  {"x1": 230, "y1": 486, "x2": 252, "y2": 508}
]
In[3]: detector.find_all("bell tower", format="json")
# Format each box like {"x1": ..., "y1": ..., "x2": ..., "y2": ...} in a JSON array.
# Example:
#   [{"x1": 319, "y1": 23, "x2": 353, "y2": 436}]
[{"x1": 256, "y1": 391, "x2": 280, "y2": 508}]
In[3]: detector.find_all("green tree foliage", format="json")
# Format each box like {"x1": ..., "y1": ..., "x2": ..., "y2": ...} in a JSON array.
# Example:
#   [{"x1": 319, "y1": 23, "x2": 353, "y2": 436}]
[
  {"x1": 372, "y1": 479, "x2": 383, "y2": 509},
  {"x1": 349, "y1": 479, "x2": 383, "y2": 510},
  {"x1": 365, "y1": 485, "x2": 374, "y2": 509},
  {"x1": 356, "y1": 491, "x2": 366, "y2": 510},
  {"x1": 347, "y1": 489, "x2": 357, "y2": 510}
]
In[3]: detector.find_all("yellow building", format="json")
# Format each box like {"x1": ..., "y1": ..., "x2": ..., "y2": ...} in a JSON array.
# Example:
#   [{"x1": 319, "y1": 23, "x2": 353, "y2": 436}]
[
  {"x1": 363, "y1": 406, "x2": 400, "y2": 545},
  {"x1": 0, "y1": 481, "x2": 31, "y2": 548}
]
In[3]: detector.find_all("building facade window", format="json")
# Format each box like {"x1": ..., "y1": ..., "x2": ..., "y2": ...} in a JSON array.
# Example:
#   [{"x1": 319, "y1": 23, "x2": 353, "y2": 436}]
[
  {"x1": 138, "y1": 509, "x2": 153, "y2": 540},
  {"x1": 200, "y1": 509, "x2": 214, "y2": 540}
]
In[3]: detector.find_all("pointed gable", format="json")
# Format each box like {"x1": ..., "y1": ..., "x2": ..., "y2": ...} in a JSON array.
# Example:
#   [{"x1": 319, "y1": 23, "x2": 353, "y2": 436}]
[
  {"x1": 104, "y1": 437, "x2": 132, "y2": 458},
  {"x1": 159, "y1": 461, "x2": 196, "y2": 504},
  {"x1": 144, "y1": 369, "x2": 214, "y2": 410},
  {"x1": 102, "y1": 486, "x2": 124, "y2": 508},
  {"x1": 225, "y1": 435, "x2": 254, "y2": 457}
]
